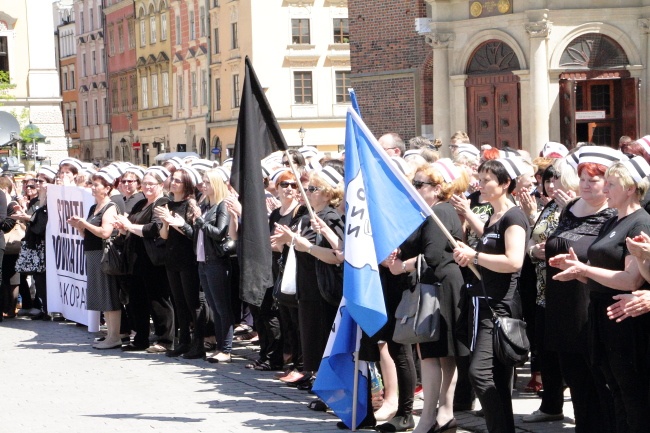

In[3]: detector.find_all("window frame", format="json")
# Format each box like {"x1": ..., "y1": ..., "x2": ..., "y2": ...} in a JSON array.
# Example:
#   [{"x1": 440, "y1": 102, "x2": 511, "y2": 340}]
[
  {"x1": 291, "y1": 19, "x2": 310, "y2": 44},
  {"x1": 293, "y1": 71, "x2": 313, "y2": 104}
]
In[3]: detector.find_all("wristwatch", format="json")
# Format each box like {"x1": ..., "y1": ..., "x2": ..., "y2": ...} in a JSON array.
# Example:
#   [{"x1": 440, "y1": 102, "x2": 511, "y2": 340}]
[
  {"x1": 402, "y1": 261, "x2": 407, "y2": 273},
  {"x1": 473, "y1": 251, "x2": 480, "y2": 265}
]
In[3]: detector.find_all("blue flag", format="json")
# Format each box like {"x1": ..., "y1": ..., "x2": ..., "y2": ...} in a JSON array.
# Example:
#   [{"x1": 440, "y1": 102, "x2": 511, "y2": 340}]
[
  {"x1": 348, "y1": 88, "x2": 361, "y2": 116},
  {"x1": 343, "y1": 107, "x2": 431, "y2": 337},
  {"x1": 312, "y1": 299, "x2": 367, "y2": 429}
]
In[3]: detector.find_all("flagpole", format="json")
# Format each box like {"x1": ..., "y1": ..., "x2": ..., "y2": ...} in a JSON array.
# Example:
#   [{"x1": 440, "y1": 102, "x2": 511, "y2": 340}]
[
  {"x1": 428, "y1": 210, "x2": 481, "y2": 280},
  {"x1": 351, "y1": 323, "x2": 361, "y2": 432},
  {"x1": 283, "y1": 150, "x2": 318, "y2": 223}
]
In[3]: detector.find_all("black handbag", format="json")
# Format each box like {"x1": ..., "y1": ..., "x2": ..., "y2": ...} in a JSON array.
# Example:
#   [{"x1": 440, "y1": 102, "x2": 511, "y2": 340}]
[
  {"x1": 315, "y1": 233, "x2": 343, "y2": 306},
  {"x1": 217, "y1": 237, "x2": 237, "y2": 257},
  {"x1": 479, "y1": 272, "x2": 530, "y2": 366},
  {"x1": 392, "y1": 255, "x2": 441, "y2": 345},
  {"x1": 101, "y1": 236, "x2": 131, "y2": 276}
]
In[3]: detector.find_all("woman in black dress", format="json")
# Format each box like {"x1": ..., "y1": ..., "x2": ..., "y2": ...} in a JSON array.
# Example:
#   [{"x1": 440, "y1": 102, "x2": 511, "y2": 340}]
[
  {"x1": 389, "y1": 159, "x2": 468, "y2": 433},
  {"x1": 68, "y1": 170, "x2": 122, "y2": 349},
  {"x1": 551, "y1": 156, "x2": 650, "y2": 433},
  {"x1": 533, "y1": 157, "x2": 615, "y2": 431},
  {"x1": 453, "y1": 158, "x2": 530, "y2": 433}
]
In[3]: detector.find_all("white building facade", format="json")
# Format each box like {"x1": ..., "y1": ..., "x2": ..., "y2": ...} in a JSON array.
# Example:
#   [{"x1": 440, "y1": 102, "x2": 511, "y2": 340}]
[
  {"x1": 0, "y1": 0, "x2": 67, "y2": 164},
  {"x1": 208, "y1": 0, "x2": 351, "y2": 159},
  {"x1": 426, "y1": 1, "x2": 650, "y2": 154}
]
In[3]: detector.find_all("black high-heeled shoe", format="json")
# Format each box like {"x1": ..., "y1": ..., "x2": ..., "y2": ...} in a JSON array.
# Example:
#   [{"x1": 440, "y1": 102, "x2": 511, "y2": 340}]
[{"x1": 432, "y1": 418, "x2": 457, "y2": 433}]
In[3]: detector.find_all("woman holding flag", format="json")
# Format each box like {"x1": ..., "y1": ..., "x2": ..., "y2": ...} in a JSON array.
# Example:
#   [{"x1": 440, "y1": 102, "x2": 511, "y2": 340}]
[
  {"x1": 389, "y1": 159, "x2": 468, "y2": 433},
  {"x1": 272, "y1": 166, "x2": 345, "y2": 390},
  {"x1": 452, "y1": 158, "x2": 530, "y2": 433}
]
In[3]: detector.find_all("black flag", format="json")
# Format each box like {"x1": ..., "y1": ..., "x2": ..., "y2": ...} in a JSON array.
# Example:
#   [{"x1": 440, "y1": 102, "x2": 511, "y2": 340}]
[{"x1": 230, "y1": 56, "x2": 287, "y2": 307}]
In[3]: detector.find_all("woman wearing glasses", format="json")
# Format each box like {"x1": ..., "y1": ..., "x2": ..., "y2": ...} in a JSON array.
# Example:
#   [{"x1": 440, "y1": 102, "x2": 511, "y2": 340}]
[
  {"x1": 114, "y1": 168, "x2": 175, "y2": 352},
  {"x1": 272, "y1": 166, "x2": 345, "y2": 390},
  {"x1": 154, "y1": 166, "x2": 206, "y2": 359},
  {"x1": 453, "y1": 158, "x2": 530, "y2": 433},
  {"x1": 261, "y1": 170, "x2": 305, "y2": 376},
  {"x1": 388, "y1": 159, "x2": 468, "y2": 433}
]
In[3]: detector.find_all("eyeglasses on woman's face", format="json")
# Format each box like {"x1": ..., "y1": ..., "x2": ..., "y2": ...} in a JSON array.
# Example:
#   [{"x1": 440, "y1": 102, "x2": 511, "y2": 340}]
[
  {"x1": 306, "y1": 185, "x2": 321, "y2": 193},
  {"x1": 25, "y1": 185, "x2": 36, "y2": 190},
  {"x1": 279, "y1": 181, "x2": 297, "y2": 189},
  {"x1": 412, "y1": 180, "x2": 434, "y2": 190},
  {"x1": 171, "y1": 177, "x2": 183, "y2": 184},
  {"x1": 121, "y1": 179, "x2": 137, "y2": 184},
  {"x1": 142, "y1": 182, "x2": 160, "y2": 188}
]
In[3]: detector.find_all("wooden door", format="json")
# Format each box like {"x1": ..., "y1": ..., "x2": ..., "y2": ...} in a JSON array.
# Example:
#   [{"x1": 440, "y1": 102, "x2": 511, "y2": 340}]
[
  {"x1": 495, "y1": 82, "x2": 520, "y2": 148},
  {"x1": 466, "y1": 74, "x2": 521, "y2": 149},
  {"x1": 559, "y1": 79, "x2": 576, "y2": 148}
]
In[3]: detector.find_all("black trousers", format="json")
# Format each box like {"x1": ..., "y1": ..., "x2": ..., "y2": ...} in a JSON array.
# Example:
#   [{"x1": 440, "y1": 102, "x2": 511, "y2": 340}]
[
  {"x1": 279, "y1": 303, "x2": 302, "y2": 370},
  {"x1": 387, "y1": 339, "x2": 416, "y2": 416},
  {"x1": 535, "y1": 305, "x2": 564, "y2": 415},
  {"x1": 469, "y1": 316, "x2": 515, "y2": 433},
  {"x1": 126, "y1": 269, "x2": 175, "y2": 346},
  {"x1": 590, "y1": 295, "x2": 650, "y2": 433},
  {"x1": 250, "y1": 287, "x2": 283, "y2": 368},
  {"x1": 453, "y1": 355, "x2": 476, "y2": 409},
  {"x1": 18, "y1": 273, "x2": 38, "y2": 310},
  {"x1": 556, "y1": 350, "x2": 614, "y2": 433},
  {"x1": 166, "y1": 266, "x2": 203, "y2": 346},
  {"x1": 33, "y1": 272, "x2": 47, "y2": 314}
]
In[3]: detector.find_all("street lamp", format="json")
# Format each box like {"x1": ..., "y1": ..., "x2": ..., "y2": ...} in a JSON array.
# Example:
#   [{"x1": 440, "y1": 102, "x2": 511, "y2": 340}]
[
  {"x1": 119, "y1": 137, "x2": 129, "y2": 161},
  {"x1": 298, "y1": 126, "x2": 306, "y2": 147},
  {"x1": 23, "y1": 122, "x2": 46, "y2": 169}
]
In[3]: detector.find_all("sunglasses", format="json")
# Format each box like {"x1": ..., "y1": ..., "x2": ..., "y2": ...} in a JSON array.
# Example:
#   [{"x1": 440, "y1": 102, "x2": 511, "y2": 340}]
[
  {"x1": 412, "y1": 180, "x2": 434, "y2": 190},
  {"x1": 171, "y1": 178, "x2": 183, "y2": 184},
  {"x1": 121, "y1": 179, "x2": 137, "y2": 184},
  {"x1": 25, "y1": 185, "x2": 36, "y2": 190},
  {"x1": 279, "y1": 181, "x2": 297, "y2": 189},
  {"x1": 307, "y1": 186, "x2": 321, "y2": 193}
]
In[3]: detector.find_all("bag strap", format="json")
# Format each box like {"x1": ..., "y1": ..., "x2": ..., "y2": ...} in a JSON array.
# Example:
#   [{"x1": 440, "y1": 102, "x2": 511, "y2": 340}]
[
  {"x1": 478, "y1": 267, "x2": 499, "y2": 320},
  {"x1": 416, "y1": 254, "x2": 422, "y2": 283}
]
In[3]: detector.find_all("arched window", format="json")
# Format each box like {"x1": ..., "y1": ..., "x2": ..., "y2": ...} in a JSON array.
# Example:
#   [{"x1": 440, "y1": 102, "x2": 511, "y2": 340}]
[
  {"x1": 467, "y1": 40, "x2": 520, "y2": 75},
  {"x1": 559, "y1": 33, "x2": 628, "y2": 69}
]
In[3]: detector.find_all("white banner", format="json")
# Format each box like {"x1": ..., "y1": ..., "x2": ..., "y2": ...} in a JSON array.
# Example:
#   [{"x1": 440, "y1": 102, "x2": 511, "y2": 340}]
[{"x1": 46, "y1": 185, "x2": 100, "y2": 331}]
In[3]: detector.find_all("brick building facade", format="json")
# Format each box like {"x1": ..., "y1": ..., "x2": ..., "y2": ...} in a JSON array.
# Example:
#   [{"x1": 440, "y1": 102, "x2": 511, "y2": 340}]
[{"x1": 348, "y1": 0, "x2": 432, "y2": 142}]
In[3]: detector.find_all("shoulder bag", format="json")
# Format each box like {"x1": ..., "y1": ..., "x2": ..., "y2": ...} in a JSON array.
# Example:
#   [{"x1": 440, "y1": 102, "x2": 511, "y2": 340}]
[
  {"x1": 479, "y1": 271, "x2": 530, "y2": 366},
  {"x1": 101, "y1": 236, "x2": 131, "y2": 276},
  {"x1": 4, "y1": 221, "x2": 26, "y2": 255},
  {"x1": 392, "y1": 255, "x2": 441, "y2": 345},
  {"x1": 272, "y1": 221, "x2": 301, "y2": 307}
]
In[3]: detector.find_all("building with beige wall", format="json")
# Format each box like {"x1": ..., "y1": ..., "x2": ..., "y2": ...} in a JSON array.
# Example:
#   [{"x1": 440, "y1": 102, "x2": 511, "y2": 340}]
[
  {"x1": 0, "y1": 0, "x2": 67, "y2": 165},
  {"x1": 208, "y1": 0, "x2": 350, "y2": 160},
  {"x1": 135, "y1": 0, "x2": 173, "y2": 164},
  {"x1": 169, "y1": 0, "x2": 210, "y2": 157},
  {"x1": 75, "y1": 0, "x2": 110, "y2": 162}
]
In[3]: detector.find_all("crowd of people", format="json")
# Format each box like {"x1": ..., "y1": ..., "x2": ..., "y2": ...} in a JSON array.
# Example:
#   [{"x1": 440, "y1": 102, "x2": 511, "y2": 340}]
[{"x1": 2, "y1": 132, "x2": 650, "y2": 433}]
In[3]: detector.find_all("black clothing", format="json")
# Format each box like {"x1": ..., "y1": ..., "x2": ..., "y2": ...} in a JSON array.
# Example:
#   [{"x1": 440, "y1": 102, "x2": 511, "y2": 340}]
[
  {"x1": 193, "y1": 200, "x2": 230, "y2": 260},
  {"x1": 467, "y1": 206, "x2": 529, "y2": 433},
  {"x1": 586, "y1": 209, "x2": 650, "y2": 433},
  {"x1": 84, "y1": 202, "x2": 118, "y2": 251},
  {"x1": 544, "y1": 199, "x2": 615, "y2": 353},
  {"x1": 164, "y1": 199, "x2": 195, "y2": 271},
  {"x1": 123, "y1": 192, "x2": 145, "y2": 214},
  {"x1": 401, "y1": 202, "x2": 467, "y2": 358}
]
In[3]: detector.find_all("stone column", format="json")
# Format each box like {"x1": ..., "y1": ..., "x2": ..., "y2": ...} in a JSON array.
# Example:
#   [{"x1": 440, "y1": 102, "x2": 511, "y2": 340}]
[
  {"x1": 638, "y1": 19, "x2": 650, "y2": 135},
  {"x1": 426, "y1": 32, "x2": 454, "y2": 153},
  {"x1": 525, "y1": 20, "x2": 552, "y2": 154}
]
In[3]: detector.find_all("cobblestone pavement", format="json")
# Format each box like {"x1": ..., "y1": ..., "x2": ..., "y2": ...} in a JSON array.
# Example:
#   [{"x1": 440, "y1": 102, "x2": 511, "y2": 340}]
[{"x1": 1, "y1": 318, "x2": 574, "y2": 432}]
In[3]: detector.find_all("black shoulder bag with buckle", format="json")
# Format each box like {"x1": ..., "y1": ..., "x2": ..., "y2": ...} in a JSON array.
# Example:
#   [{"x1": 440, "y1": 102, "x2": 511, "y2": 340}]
[{"x1": 479, "y1": 270, "x2": 530, "y2": 367}]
